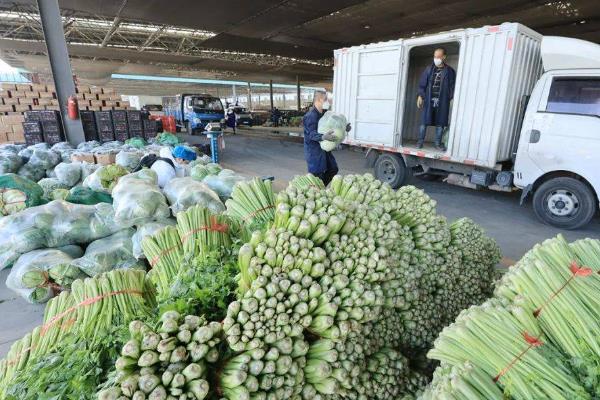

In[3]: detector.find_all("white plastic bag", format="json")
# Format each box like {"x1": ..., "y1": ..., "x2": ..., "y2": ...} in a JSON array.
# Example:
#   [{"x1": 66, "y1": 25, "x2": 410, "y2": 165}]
[
  {"x1": 54, "y1": 162, "x2": 82, "y2": 187},
  {"x1": 0, "y1": 200, "x2": 126, "y2": 270},
  {"x1": 131, "y1": 219, "x2": 176, "y2": 259},
  {"x1": 116, "y1": 150, "x2": 143, "y2": 171},
  {"x1": 163, "y1": 177, "x2": 225, "y2": 215},
  {"x1": 112, "y1": 169, "x2": 171, "y2": 225},
  {"x1": 318, "y1": 111, "x2": 348, "y2": 152}
]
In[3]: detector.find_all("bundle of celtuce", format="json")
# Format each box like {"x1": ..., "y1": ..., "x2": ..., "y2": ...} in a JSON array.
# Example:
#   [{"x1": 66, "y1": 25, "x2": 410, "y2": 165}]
[
  {"x1": 423, "y1": 235, "x2": 600, "y2": 400},
  {"x1": 0, "y1": 269, "x2": 154, "y2": 399},
  {"x1": 177, "y1": 205, "x2": 231, "y2": 257},
  {"x1": 98, "y1": 311, "x2": 222, "y2": 400},
  {"x1": 143, "y1": 226, "x2": 184, "y2": 295},
  {"x1": 225, "y1": 177, "x2": 276, "y2": 235},
  {"x1": 217, "y1": 173, "x2": 500, "y2": 399}
]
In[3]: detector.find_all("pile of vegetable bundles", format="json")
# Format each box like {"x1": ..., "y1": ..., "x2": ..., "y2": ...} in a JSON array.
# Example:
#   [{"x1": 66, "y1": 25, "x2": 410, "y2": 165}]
[
  {"x1": 318, "y1": 111, "x2": 348, "y2": 151},
  {"x1": 0, "y1": 200, "x2": 125, "y2": 270},
  {"x1": 164, "y1": 177, "x2": 225, "y2": 215},
  {"x1": 83, "y1": 164, "x2": 129, "y2": 193},
  {"x1": 0, "y1": 174, "x2": 44, "y2": 216},
  {"x1": 422, "y1": 235, "x2": 600, "y2": 400},
  {"x1": 111, "y1": 169, "x2": 171, "y2": 225},
  {"x1": 5, "y1": 245, "x2": 85, "y2": 303}
]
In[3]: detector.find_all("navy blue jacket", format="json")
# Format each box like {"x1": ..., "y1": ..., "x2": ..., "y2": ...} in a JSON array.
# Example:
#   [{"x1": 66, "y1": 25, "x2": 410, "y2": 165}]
[
  {"x1": 418, "y1": 63, "x2": 456, "y2": 127},
  {"x1": 302, "y1": 107, "x2": 338, "y2": 175}
]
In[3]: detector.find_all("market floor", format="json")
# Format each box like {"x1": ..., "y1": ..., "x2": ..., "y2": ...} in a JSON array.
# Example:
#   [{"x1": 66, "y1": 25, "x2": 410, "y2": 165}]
[{"x1": 1, "y1": 133, "x2": 598, "y2": 357}]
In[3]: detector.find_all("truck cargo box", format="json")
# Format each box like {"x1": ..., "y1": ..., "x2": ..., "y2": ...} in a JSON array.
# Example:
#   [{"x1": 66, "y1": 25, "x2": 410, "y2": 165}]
[{"x1": 333, "y1": 22, "x2": 543, "y2": 168}]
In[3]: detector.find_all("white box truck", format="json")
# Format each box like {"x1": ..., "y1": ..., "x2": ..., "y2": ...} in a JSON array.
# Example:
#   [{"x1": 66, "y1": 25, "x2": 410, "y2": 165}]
[{"x1": 333, "y1": 22, "x2": 600, "y2": 229}]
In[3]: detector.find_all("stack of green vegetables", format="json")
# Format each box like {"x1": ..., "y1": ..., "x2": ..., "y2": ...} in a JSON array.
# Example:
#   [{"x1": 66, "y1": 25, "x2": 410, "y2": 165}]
[
  {"x1": 422, "y1": 235, "x2": 600, "y2": 400},
  {"x1": 0, "y1": 269, "x2": 154, "y2": 399}
]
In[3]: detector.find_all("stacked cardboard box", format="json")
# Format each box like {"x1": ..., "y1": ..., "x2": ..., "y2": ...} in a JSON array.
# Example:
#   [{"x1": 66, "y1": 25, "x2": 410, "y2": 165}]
[{"x1": 0, "y1": 82, "x2": 129, "y2": 143}]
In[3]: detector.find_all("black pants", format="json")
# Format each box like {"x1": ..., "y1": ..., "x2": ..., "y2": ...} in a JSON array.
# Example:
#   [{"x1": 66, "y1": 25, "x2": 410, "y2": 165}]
[{"x1": 316, "y1": 167, "x2": 338, "y2": 186}]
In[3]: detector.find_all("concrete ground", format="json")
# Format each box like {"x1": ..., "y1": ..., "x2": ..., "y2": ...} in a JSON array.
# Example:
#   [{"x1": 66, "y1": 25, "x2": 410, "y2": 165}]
[{"x1": 1, "y1": 132, "x2": 598, "y2": 357}]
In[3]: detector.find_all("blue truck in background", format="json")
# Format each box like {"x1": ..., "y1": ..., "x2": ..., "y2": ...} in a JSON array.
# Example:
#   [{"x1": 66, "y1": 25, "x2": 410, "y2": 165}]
[{"x1": 162, "y1": 94, "x2": 225, "y2": 134}]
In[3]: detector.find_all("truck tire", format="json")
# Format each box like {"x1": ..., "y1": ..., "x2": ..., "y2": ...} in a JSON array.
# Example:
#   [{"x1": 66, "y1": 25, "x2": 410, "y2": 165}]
[
  {"x1": 374, "y1": 153, "x2": 409, "y2": 189},
  {"x1": 533, "y1": 177, "x2": 597, "y2": 230}
]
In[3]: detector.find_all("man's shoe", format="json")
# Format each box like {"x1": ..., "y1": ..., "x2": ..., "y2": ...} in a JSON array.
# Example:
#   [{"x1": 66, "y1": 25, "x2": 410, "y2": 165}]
[
  {"x1": 416, "y1": 142, "x2": 424, "y2": 149},
  {"x1": 434, "y1": 143, "x2": 447, "y2": 152}
]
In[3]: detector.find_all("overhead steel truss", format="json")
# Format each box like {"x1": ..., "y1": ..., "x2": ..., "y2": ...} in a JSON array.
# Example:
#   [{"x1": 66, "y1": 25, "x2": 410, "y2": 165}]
[{"x1": 0, "y1": 3, "x2": 333, "y2": 68}]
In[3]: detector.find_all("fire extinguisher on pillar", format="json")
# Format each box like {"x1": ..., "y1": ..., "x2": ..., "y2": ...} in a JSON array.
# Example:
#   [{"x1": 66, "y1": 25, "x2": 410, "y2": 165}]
[{"x1": 67, "y1": 95, "x2": 79, "y2": 120}]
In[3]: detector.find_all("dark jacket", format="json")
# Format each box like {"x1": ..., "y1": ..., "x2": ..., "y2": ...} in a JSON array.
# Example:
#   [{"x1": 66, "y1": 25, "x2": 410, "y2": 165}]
[
  {"x1": 226, "y1": 111, "x2": 236, "y2": 128},
  {"x1": 418, "y1": 63, "x2": 456, "y2": 126},
  {"x1": 302, "y1": 107, "x2": 338, "y2": 175}
]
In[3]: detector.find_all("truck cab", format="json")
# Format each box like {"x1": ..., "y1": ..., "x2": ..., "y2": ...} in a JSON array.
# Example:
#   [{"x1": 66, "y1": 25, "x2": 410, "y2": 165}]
[
  {"x1": 514, "y1": 36, "x2": 600, "y2": 229},
  {"x1": 163, "y1": 94, "x2": 225, "y2": 134}
]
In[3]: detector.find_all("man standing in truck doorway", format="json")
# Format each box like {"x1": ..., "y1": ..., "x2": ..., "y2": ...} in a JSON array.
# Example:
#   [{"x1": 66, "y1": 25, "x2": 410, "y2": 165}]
[{"x1": 417, "y1": 47, "x2": 456, "y2": 151}]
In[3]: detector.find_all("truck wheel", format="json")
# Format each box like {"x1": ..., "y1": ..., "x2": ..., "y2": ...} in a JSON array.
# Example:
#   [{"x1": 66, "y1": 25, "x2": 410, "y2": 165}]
[
  {"x1": 533, "y1": 177, "x2": 597, "y2": 230},
  {"x1": 374, "y1": 153, "x2": 409, "y2": 189}
]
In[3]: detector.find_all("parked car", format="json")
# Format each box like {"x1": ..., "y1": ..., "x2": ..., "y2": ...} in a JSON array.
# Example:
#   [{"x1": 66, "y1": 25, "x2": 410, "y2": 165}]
[{"x1": 229, "y1": 106, "x2": 254, "y2": 126}]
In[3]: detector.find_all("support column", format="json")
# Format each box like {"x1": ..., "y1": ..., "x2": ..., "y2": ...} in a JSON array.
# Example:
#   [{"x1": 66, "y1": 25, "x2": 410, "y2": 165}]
[
  {"x1": 247, "y1": 82, "x2": 252, "y2": 110},
  {"x1": 296, "y1": 75, "x2": 301, "y2": 111},
  {"x1": 232, "y1": 84, "x2": 237, "y2": 104},
  {"x1": 37, "y1": 0, "x2": 84, "y2": 144},
  {"x1": 269, "y1": 80, "x2": 274, "y2": 110}
]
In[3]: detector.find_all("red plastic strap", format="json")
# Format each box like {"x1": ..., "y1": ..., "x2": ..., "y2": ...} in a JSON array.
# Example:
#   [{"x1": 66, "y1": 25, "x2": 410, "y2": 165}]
[
  {"x1": 149, "y1": 245, "x2": 180, "y2": 267},
  {"x1": 242, "y1": 204, "x2": 274, "y2": 222},
  {"x1": 493, "y1": 331, "x2": 543, "y2": 382},
  {"x1": 533, "y1": 261, "x2": 592, "y2": 318},
  {"x1": 40, "y1": 289, "x2": 143, "y2": 336},
  {"x1": 181, "y1": 216, "x2": 229, "y2": 243}
]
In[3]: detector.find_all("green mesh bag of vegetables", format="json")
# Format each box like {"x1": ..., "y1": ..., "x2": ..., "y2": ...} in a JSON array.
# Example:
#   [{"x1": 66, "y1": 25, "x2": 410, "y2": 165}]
[
  {"x1": 125, "y1": 137, "x2": 146, "y2": 148},
  {"x1": 66, "y1": 186, "x2": 113, "y2": 205},
  {"x1": 155, "y1": 132, "x2": 181, "y2": 145},
  {"x1": 0, "y1": 173, "x2": 45, "y2": 216},
  {"x1": 318, "y1": 111, "x2": 348, "y2": 152}
]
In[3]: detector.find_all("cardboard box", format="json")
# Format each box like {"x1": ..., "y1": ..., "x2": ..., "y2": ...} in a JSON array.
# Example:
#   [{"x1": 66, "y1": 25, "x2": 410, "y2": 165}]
[
  {"x1": 120, "y1": 101, "x2": 130, "y2": 107},
  {"x1": 84, "y1": 93, "x2": 97, "y2": 100},
  {"x1": 0, "y1": 132, "x2": 9, "y2": 143},
  {"x1": 12, "y1": 124, "x2": 24, "y2": 135},
  {"x1": 50, "y1": 99, "x2": 60, "y2": 105},
  {"x1": 71, "y1": 152, "x2": 95, "y2": 164},
  {"x1": 103, "y1": 87, "x2": 116, "y2": 95},
  {"x1": 37, "y1": 98, "x2": 52, "y2": 106},
  {"x1": 39, "y1": 91, "x2": 55, "y2": 99},
  {"x1": 15, "y1": 84, "x2": 32, "y2": 91},
  {"x1": 18, "y1": 98, "x2": 35, "y2": 105},
  {"x1": 104, "y1": 101, "x2": 117, "y2": 107},
  {"x1": 76, "y1": 93, "x2": 86, "y2": 101},
  {"x1": 90, "y1": 86, "x2": 103, "y2": 94},
  {"x1": 24, "y1": 91, "x2": 40, "y2": 98},
  {"x1": 97, "y1": 94, "x2": 111, "y2": 100},
  {"x1": 0, "y1": 105, "x2": 14, "y2": 112},
  {"x1": 90, "y1": 100, "x2": 104, "y2": 107},
  {"x1": 30, "y1": 105, "x2": 46, "y2": 111},
  {"x1": 2, "y1": 97, "x2": 19, "y2": 105},
  {"x1": 94, "y1": 152, "x2": 116, "y2": 165},
  {"x1": 76, "y1": 85, "x2": 90, "y2": 94},
  {"x1": 0, "y1": 89, "x2": 13, "y2": 98},
  {"x1": 31, "y1": 84, "x2": 47, "y2": 92},
  {"x1": 11, "y1": 91, "x2": 28, "y2": 98},
  {"x1": 45, "y1": 106, "x2": 60, "y2": 111},
  {"x1": 3, "y1": 115, "x2": 24, "y2": 124},
  {"x1": 0, "y1": 83, "x2": 17, "y2": 91},
  {"x1": 14, "y1": 105, "x2": 31, "y2": 112},
  {"x1": 8, "y1": 131, "x2": 25, "y2": 143}
]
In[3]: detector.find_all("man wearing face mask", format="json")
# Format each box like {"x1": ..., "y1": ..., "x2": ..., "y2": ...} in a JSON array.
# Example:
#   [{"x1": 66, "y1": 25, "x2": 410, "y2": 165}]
[
  {"x1": 417, "y1": 47, "x2": 456, "y2": 151},
  {"x1": 302, "y1": 91, "x2": 350, "y2": 186}
]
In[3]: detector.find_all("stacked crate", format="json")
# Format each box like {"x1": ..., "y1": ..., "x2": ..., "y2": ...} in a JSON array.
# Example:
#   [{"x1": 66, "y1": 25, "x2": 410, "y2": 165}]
[
  {"x1": 127, "y1": 110, "x2": 143, "y2": 138},
  {"x1": 94, "y1": 111, "x2": 115, "y2": 142},
  {"x1": 111, "y1": 110, "x2": 129, "y2": 142},
  {"x1": 0, "y1": 82, "x2": 130, "y2": 143},
  {"x1": 143, "y1": 118, "x2": 158, "y2": 140},
  {"x1": 24, "y1": 110, "x2": 65, "y2": 145},
  {"x1": 80, "y1": 110, "x2": 98, "y2": 142}
]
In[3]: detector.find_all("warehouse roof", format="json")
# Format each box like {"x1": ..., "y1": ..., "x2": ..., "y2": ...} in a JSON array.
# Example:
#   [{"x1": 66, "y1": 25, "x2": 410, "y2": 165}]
[{"x1": 0, "y1": 0, "x2": 599, "y2": 86}]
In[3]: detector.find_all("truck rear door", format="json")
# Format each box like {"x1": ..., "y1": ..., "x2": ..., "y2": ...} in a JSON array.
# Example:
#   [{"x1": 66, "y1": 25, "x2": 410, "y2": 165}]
[{"x1": 335, "y1": 45, "x2": 403, "y2": 147}]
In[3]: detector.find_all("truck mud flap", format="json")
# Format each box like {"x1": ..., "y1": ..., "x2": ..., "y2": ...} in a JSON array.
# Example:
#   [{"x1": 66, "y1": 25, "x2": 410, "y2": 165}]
[{"x1": 520, "y1": 184, "x2": 533, "y2": 205}]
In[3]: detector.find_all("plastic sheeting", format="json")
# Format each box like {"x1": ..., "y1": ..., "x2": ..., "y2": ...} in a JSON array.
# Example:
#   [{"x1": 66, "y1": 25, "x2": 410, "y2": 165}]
[{"x1": 163, "y1": 177, "x2": 225, "y2": 215}]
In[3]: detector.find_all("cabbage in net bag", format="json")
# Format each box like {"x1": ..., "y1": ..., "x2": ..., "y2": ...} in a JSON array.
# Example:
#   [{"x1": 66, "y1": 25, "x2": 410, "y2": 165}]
[
  {"x1": 111, "y1": 169, "x2": 171, "y2": 225},
  {"x1": 317, "y1": 111, "x2": 348, "y2": 152},
  {"x1": 116, "y1": 150, "x2": 143, "y2": 171},
  {"x1": 37, "y1": 178, "x2": 69, "y2": 198},
  {"x1": 131, "y1": 219, "x2": 176, "y2": 259},
  {"x1": 0, "y1": 200, "x2": 125, "y2": 270},
  {"x1": 5, "y1": 246, "x2": 85, "y2": 304},
  {"x1": 71, "y1": 228, "x2": 145, "y2": 276},
  {"x1": 0, "y1": 174, "x2": 45, "y2": 216},
  {"x1": 202, "y1": 173, "x2": 245, "y2": 201},
  {"x1": 163, "y1": 177, "x2": 225, "y2": 215},
  {"x1": 82, "y1": 164, "x2": 128, "y2": 193},
  {"x1": 0, "y1": 151, "x2": 23, "y2": 174}
]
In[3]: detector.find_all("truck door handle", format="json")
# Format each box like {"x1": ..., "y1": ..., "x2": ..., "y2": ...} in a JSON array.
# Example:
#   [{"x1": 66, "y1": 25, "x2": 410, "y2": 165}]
[{"x1": 529, "y1": 129, "x2": 541, "y2": 143}]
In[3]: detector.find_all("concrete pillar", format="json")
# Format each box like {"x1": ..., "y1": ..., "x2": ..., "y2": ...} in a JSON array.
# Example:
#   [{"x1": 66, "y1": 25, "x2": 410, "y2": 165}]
[
  {"x1": 296, "y1": 75, "x2": 301, "y2": 111},
  {"x1": 269, "y1": 80, "x2": 274, "y2": 110},
  {"x1": 247, "y1": 82, "x2": 252, "y2": 110},
  {"x1": 37, "y1": 0, "x2": 85, "y2": 144},
  {"x1": 232, "y1": 84, "x2": 237, "y2": 104}
]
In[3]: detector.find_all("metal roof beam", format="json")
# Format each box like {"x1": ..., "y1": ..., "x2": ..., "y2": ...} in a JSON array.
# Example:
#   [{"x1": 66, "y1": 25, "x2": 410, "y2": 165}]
[{"x1": 101, "y1": 0, "x2": 128, "y2": 47}]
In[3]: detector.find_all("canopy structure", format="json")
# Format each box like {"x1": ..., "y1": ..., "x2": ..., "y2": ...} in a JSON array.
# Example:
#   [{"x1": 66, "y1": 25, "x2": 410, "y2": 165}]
[{"x1": 0, "y1": 0, "x2": 598, "y2": 90}]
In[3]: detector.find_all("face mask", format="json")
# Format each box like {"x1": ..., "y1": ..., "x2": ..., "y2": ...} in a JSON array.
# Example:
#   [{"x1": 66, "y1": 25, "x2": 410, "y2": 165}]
[
  {"x1": 433, "y1": 58, "x2": 443, "y2": 67},
  {"x1": 322, "y1": 101, "x2": 331, "y2": 110}
]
